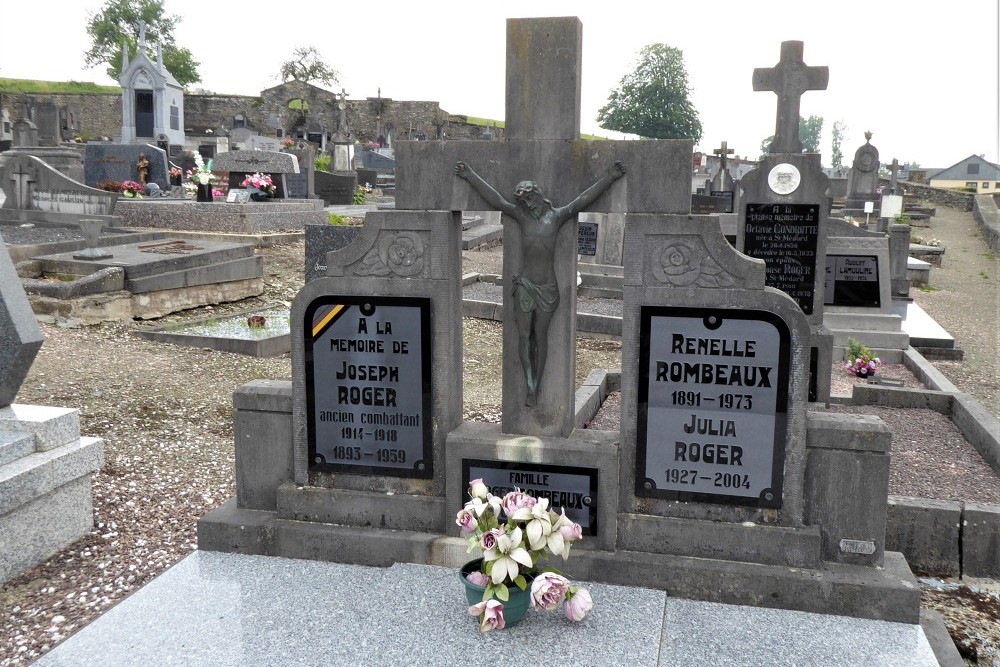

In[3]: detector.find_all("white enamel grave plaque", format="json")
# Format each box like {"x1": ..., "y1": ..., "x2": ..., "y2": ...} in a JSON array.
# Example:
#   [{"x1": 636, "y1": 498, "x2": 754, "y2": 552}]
[{"x1": 637, "y1": 307, "x2": 790, "y2": 508}]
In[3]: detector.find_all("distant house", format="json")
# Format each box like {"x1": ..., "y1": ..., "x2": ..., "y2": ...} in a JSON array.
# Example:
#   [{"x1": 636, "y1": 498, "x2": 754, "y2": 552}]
[{"x1": 927, "y1": 154, "x2": 1000, "y2": 194}]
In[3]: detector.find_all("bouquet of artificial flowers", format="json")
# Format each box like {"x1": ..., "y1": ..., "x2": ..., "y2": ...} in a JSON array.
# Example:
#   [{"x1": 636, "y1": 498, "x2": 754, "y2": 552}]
[
  {"x1": 457, "y1": 479, "x2": 593, "y2": 632},
  {"x1": 187, "y1": 153, "x2": 216, "y2": 185},
  {"x1": 241, "y1": 172, "x2": 276, "y2": 197}
]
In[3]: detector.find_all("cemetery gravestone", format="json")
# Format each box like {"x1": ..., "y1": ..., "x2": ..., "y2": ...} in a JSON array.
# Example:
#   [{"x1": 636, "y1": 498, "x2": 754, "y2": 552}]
[
  {"x1": 84, "y1": 144, "x2": 170, "y2": 190},
  {"x1": 845, "y1": 132, "x2": 880, "y2": 211},
  {"x1": 710, "y1": 141, "x2": 736, "y2": 213},
  {"x1": 212, "y1": 150, "x2": 299, "y2": 199},
  {"x1": 738, "y1": 40, "x2": 832, "y2": 402},
  {"x1": 197, "y1": 17, "x2": 923, "y2": 625},
  {"x1": 0, "y1": 155, "x2": 118, "y2": 221}
]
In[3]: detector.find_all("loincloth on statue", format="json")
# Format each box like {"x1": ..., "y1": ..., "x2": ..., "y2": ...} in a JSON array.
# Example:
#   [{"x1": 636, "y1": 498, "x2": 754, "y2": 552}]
[{"x1": 512, "y1": 275, "x2": 559, "y2": 313}]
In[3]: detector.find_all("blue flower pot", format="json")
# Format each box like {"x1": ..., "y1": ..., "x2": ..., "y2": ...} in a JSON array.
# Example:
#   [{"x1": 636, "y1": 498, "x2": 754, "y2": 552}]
[{"x1": 460, "y1": 558, "x2": 533, "y2": 627}]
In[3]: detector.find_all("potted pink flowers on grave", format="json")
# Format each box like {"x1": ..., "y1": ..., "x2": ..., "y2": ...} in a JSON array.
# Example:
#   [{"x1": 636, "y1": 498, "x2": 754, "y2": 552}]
[
  {"x1": 241, "y1": 172, "x2": 276, "y2": 201},
  {"x1": 457, "y1": 479, "x2": 593, "y2": 632}
]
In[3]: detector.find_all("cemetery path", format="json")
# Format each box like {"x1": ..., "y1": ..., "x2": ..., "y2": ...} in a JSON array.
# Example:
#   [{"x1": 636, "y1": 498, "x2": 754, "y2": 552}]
[{"x1": 910, "y1": 205, "x2": 1000, "y2": 418}]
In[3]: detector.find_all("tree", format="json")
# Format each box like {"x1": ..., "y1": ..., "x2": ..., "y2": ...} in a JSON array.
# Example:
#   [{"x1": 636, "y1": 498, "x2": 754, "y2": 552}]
[
  {"x1": 279, "y1": 46, "x2": 339, "y2": 87},
  {"x1": 597, "y1": 44, "x2": 702, "y2": 141},
  {"x1": 758, "y1": 115, "x2": 824, "y2": 159},
  {"x1": 84, "y1": 0, "x2": 201, "y2": 86},
  {"x1": 830, "y1": 120, "x2": 847, "y2": 168}
]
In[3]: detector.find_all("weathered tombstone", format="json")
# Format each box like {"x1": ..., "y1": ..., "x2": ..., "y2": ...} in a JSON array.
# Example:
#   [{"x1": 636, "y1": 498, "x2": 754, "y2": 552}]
[
  {"x1": 710, "y1": 141, "x2": 735, "y2": 213},
  {"x1": 12, "y1": 119, "x2": 39, "y2": 147},
  {"x1": 303, "y1": 223, "x2": 362, "y2": 281},
  {"x1": 0, "y1": 155, "x2": 118, "y2": 221},
  {"x1": 314, "y1": 170, "x2": 358, "y2": 205},
  {"x1": 84, "y1": 143, "x2": 170, "y2": 190},
  {"x1": 34, "y1": 102, "x2": 61, "y2": 147},
  {"x1": 844, "y1": 132, "x2": 880, "y2": 211},
  {"x1": 739, "y1": 40, "x2": 832, "y2": 402},
  {"x1": 0, "y1": 241, "x2": 103, "y2": 584},
  {"x1": 822, "y1": 219, "x2": 908, "y2": 359},
  {"x1": 211, "y1": 150, "x2": 299, "y2": 199},
  {"x1": 285, "y1": 144, "x2": 316, "y2": 199}
]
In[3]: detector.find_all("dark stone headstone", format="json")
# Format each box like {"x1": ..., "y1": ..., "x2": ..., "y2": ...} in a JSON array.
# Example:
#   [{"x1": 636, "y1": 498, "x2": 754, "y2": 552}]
[
  {"x1": 691, "y1": 194, "x2": 730, "y2": 214},
  {"x1": 743, "y1": 203, "x2": 821, "y2": 315},
  {"x1": 315, "y1": 171, "x2": 358, "y2": 205},
  {"x1": 285, "y1": 173, "x2": 308, "y2": 199},
  {"x1": 356, "y1": 168, "x2": 377, "y2": 189},
  {"x1": 84, "y1": 144, "x2": 169, "y2": 189},
  {"x1": 710, "y1": 190, "x2": 735, "y2": 213},
  {"x1": 577, "y1": 220, "x2": 598, "y2": 256},
  {"x1": 304, "y1": 223, "x2": 363, "y2": 281}
]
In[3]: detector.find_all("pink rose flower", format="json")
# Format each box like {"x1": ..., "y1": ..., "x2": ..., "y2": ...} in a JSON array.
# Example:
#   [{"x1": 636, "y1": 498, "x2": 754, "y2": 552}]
[
  {"x1": 480, "y1": 528, "x2": 500, "y2": 551},
  {"x1": 564, "y1": 587, "x2": 593, "y2": 622},
  {"x1": 530, "y1": 572, "x2": 570, "y2": 611},
  {"x1": 559, "y1": 522, "x2": 583, "y2": 542},
  {"x1": 468, "y1": 599, "x2": 505, "y2": 632},
  {"x1": 502, "y1": 490, "x2": 536, "y2": 516},
  {"x1": 455, "y1": 509, "x2": 477, "y2": 533},
  {"x1": 465, "y1": 570, "x2": 489, "y2": 587}
]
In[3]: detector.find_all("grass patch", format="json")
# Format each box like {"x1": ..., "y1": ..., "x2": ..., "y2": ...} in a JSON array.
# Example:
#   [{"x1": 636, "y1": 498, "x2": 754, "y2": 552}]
[
  {"x1": 980, "y1": 271, "x2": 990, "y2": 280},
  {"x1": 918, "y1": 285, "x2": 939, "y2": 292},
  {"x1": 0, "y1": 77, "x2": 120, "y2": 94},
  {"x1": 328, "y1": 213, "x2": 346, "y2": 225},
  {"x1": 984, "y1": 250, "x2": 995, "y2": 261}
]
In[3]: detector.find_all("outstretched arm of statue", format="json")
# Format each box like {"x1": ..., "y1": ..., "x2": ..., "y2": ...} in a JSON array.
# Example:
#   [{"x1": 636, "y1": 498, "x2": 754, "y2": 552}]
[
  {"x1": 561, "y1": 160, "x2": 626, "y2": 220},
  {"x1": 454, "y1": 161, "x2": 517, "y2": 216}
]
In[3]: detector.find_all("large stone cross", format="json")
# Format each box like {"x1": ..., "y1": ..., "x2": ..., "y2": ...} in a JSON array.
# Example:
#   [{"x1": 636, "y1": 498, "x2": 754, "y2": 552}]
[
  {"x1": 753, "y1": 41, "x2": 829, "y2": 154},
  {"x1": 713, "y1": 141, "x2": 734, "y2": 171},
  {"x1": 395, "y1": 17, "x2": 692, "y2": 438}
]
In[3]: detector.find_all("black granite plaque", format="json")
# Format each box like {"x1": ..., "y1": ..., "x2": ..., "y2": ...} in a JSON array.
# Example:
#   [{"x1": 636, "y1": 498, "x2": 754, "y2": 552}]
[
  {"x1": 743, "y1": 204, "x2": 820, "y2": 315},
  {"x1": 304, "y1": 224, "x2": 362, "y2": 282},
  {"x1": 823, "y1": 255, "x2": 880, "y2": 307},
  {"x1": 710, "y1": 190, "x2": 734, "y2": 213},
  {"x1": 462, "y1": 459, "x2": 598, "y2": 534},
  {"x1": 286, "y1": 173, "x2": 308, "y2": 199},
  {"x1": 315, "y1": 171, "x2": 357, "y2": 205},
  {"x1": 577, "y1": 221, "x2": 598, "y2": 256},
  {"x1": 305, "y1": 296, "x2": 432, "y2": 478},
  {"x1": 636, "y1": 306, "x2": 790, "y2": 508}
]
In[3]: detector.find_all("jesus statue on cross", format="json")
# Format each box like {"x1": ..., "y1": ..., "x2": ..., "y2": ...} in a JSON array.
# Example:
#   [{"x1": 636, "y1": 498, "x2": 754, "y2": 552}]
[{"x1": 454, "y1": 160, "x2": 626, "y2": 407}]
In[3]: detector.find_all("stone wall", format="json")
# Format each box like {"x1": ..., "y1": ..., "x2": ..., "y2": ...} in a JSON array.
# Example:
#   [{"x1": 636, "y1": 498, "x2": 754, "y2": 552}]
[
  {"x1": 899, "y1": 181, "x2": 975, "y2": 212},
  {"x1": 4, "y1": 87, "x2": 493, "y2": 147},
  {"x1": 973, "y1": 194, "x2": 1000, "y2": 253},
  {"x1": 0, "y1": 92, "x2": 121, "y2": 141}
]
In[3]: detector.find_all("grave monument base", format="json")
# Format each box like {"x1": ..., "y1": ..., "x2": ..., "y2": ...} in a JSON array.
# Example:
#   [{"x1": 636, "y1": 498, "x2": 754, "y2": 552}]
[
  {"x1": 198, "y1": 500, "x2": 920, "y2": 623},
  {"x1": 0, "y1": 404, "x2": 103, "y2": 584},
  {"x1": 198, "y1": 380, "x2": 922, "y2": 624}
]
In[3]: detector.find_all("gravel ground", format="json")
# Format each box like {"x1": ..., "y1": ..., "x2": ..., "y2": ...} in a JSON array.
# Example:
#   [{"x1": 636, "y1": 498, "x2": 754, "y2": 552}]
[{"x1": 1, "y1": 201, "x2": 998, "y2": 664}]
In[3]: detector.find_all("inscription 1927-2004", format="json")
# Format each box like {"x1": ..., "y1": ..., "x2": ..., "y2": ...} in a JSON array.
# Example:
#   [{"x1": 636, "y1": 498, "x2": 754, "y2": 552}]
[
  {"x1": 305, "y1": 296, "x2": 433, "y2": 478},
  {"x1": 743, "y1": 204, "x2": 819, "y2": 315}
]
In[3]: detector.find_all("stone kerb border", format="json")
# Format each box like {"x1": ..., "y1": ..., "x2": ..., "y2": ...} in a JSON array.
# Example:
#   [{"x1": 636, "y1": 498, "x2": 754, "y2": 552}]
[{"x1": 577, "y1": 365, "x2": 1000, "y2": 580}]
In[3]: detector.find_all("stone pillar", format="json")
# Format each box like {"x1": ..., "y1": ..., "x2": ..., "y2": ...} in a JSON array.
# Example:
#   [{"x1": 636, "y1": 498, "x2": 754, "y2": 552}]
[{"x1": 888, "y1": 224, "x2": 911, "y2": 298}]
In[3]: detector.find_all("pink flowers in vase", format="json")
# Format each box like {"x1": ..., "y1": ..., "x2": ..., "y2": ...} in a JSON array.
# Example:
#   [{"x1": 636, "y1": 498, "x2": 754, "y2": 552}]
[
  {"x1": 844, "y1": 337, "x2": 882, "y2": 378},
  {"x1": 457, "y1": 479, "x2": 593, "y2": 632},
  {"x1": 241, "y1": 172, "x2": 276, "y2": 198}
]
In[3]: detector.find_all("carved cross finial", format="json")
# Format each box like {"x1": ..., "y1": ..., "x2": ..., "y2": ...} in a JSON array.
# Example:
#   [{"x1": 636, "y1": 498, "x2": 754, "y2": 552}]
[
  {"x1": 752, "y1": 41, "x2": 829, "y2": 154},
  {"x1": 713, "y1": 141, "x2": 734, "y2": 170},
  {"x1": 137, "y1": 21, "x2": 147, "y2": 48}
]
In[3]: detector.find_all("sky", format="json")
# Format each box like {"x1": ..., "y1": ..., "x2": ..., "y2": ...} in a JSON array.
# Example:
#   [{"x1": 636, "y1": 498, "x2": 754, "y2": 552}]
[{"x1": 1, "y1": 1, "x2": 998, "y2": 170}]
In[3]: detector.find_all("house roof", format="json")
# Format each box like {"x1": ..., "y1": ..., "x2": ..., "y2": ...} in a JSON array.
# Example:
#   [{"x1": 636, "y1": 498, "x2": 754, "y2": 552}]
[{"x1": 928, "y1": 154, "x2": 1000, "y2": 181}]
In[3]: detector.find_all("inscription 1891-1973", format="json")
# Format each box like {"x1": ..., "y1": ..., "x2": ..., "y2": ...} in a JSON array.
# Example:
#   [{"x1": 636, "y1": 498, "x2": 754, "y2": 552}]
[{"x1": 637, "y1": 307, "x2": 791, "y2": 508}]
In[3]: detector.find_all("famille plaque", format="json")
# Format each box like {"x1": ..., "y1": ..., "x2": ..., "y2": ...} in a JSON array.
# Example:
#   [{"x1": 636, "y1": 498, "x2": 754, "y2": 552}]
[
  {"x1": 463, "y1": 460, "x2": 598, "y2": 534},
  {"x1": 305, "y1": 296, "x2": 433, "y2": 478},
  {"x1": 636, "y1": 306, "x2": 790, "y2": 508}
]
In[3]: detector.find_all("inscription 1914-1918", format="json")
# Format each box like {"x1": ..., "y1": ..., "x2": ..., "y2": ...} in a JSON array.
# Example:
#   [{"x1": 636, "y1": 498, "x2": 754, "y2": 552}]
[
  {"x1": 636, "y1": 307, "x2": 791, "y2": 508},
  {"x1": 304, "y1": 296, "x2": 433, "y2": 478},
  {"x1": 743, "y1": 204, "x2": 820, "y2": 315}
]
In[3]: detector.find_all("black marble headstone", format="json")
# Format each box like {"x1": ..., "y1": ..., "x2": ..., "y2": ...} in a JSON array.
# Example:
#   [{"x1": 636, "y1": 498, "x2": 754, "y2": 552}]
[{"x1": 743, "y1": 203, "x2": 820, "y2": 315}]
